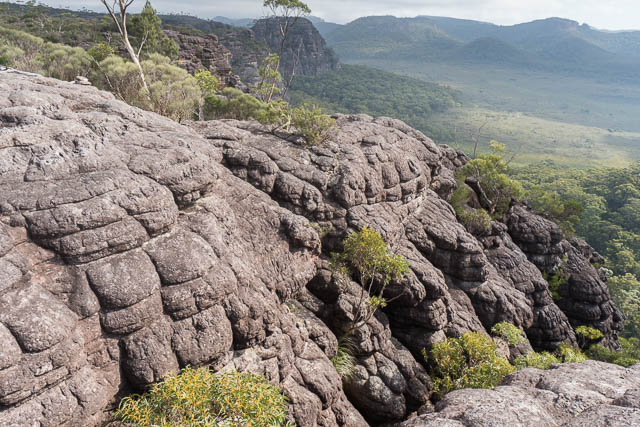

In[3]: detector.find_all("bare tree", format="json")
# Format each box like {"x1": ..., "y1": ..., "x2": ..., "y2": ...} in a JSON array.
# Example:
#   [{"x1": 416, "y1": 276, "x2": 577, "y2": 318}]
[{"x1": 100, "y1": 0, "x2": 150, "y2": 97}]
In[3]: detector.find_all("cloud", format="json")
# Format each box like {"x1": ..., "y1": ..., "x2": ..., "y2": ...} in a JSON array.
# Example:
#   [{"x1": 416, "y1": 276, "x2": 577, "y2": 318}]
[{"x1": 47, "y1": 0, "x2": 640, "y2": 30}]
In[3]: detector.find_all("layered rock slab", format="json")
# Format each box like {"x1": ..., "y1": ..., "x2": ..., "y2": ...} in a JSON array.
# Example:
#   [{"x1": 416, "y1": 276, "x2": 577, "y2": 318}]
[
  {"x1": 401, "y1": 361, "x2": 640, "y2": 426},
  {"x1": 0, "y1": 74, "x2": 364, "y2": 426}
]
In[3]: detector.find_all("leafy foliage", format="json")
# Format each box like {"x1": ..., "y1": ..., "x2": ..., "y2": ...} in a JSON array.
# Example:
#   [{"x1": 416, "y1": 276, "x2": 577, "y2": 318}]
[
  {"x1": 491, "y1": 322, "x2": 525, "y2": 347},
  {"x1": 128, "y1": 1, "x2": 178, "y2": 59},
  {"x1": 116, "y1": 367, "x2": 291, "y2": 426},
  {"x1": 457, "y1": 208, "x2": 492, "y2": 235},
  {"x1": 290, "y1": 104, "x2": 335, "y2": 145},
  {"x1": 331, "y1": 335, "x2": 357, "y2": 379},
  {"x1": 331, "y1": 226, "x2": 410, "y2": 333},
  {"x1": 555, "y1": 343, "x2": 589, "y2": 363},
  {"x1": 0, "y1": 25, "x2": 92, "y2": 80},
  {"x1": 424, "y1": 332, "x2": 515, "y2": 399},
  {"x1": 586, "y1": 337, "x2": 640, "y2": 367},
  {"x1": 513, "y1": 351, "x2": 560, "y2": 370},
  {"x1": 456, "y1": 141, "x2": 523, "y2": 217}
]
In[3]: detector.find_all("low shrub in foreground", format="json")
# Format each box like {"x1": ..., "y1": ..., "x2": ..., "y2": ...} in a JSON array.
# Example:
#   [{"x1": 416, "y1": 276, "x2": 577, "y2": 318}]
[
  {"x1": 491, "y1": 321, "x2": 526, "y2": 347},
  {"x1": 116, "y1": 367, "x2": 291, "y2": 426},
  {"x1": 424, "y1": 332, "x2": 515, "y2": 399}
]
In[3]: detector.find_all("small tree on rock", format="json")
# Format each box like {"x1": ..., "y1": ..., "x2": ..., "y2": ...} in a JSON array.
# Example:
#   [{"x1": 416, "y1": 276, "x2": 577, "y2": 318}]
[{"x1": 331, "y1": 226, "x2": 410, "y2": 335}]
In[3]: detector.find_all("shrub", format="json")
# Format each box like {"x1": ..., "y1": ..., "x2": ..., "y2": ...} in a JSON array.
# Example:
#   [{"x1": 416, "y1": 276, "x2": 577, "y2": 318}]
[
  {"x1": 143, "y1": 53, "x2": 201, "y2": 122},
  {"x1": 0, "y1": 55, "x2": 10, "y2": 66},
  {"x1": 116, "y1": 367, "x2": 291, "y2": 426},
  {"x1": 331, "y1": 336, "x2": 357, "y2": 379},
  {"x1": 544, "y1": 256, "x2": 570, "y2": 301},
  {"x1": 458, "y1": 208, "x2": 492, "y2": 235},
  {"x1": 425, "y1": 332, "x2": 515, "y2": 399},
  {"x1": 491, "y1": 321, "x2": 525, "y2": 347},
  {"x1": 290, "y1": 104, "x2": 335, "y2": 146},
  {"x1": 205, "y1": 87, "x2": 266, "y2": 121},
  {"x1": 555, "y1": 343, "x2": 588, "y2": 363},
  {"x1": 94, "y1": 54, "x2": 201, "y2": 121},
  {"x1": 93, "y1": 55, "x2": 147, "y2": 107},
  {"x1": 575, "y1": 326, "x2": 604, "y2": 340},
  {"x1": 587, "y1": 337, "x2": 640, "y2": 367},
  {"x1": 87, "y1": 42, "x2": 114, "y2": 64},
  {"x1": 456, "y1": 141, "x2": 523, "y2": 217},
  {"x1": 513, "y1": 351, "x2": 560, "y2": 370},
  {"x1": 0, "y1": 25, "x2": 92, "y2": 80},
  {"x1": 330, "y1": 226, "x2": 410, "y2": 334}
]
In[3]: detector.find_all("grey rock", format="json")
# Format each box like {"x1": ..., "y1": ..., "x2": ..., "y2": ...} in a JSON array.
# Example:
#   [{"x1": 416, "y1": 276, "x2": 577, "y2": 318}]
[
  {"x1": 0, "y1": 73, "x2": 626, "y2": 426},
  {"x1": 402, "y1": 361, "x2": 640, "y2": 426}
]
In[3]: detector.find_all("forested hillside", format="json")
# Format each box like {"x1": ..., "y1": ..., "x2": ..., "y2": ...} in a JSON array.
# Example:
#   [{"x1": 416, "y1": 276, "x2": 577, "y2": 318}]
[
  {"x1": 513, "y1": 162, "x2": 640, "y2": 338},
  {"x1": 290, "y1": 64, "x2": 460, "y2": 141}
]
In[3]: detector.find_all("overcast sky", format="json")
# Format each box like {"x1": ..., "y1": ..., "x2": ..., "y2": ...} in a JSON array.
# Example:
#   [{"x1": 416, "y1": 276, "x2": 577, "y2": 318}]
[{"x1": 48, "y1": 0, "x2": 640, "y2": 31}]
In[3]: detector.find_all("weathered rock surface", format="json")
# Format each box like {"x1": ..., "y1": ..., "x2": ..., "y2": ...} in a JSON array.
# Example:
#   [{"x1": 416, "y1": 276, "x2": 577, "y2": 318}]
[
  {"x1": 0, "y1": 74, "x2": 624, "y2": 426},
  {"x1": 164, "y1": 29, "x2": 245, "y2": 89},
  {"x1": 0, "y1": 74, "x2": 363, "y2": 426},
  {"x1": 252, "y1": 17, "x2": 339, "y2": 77},
  {"x1": 401, "y1": 361, "x2": 640, "y2": 426}
]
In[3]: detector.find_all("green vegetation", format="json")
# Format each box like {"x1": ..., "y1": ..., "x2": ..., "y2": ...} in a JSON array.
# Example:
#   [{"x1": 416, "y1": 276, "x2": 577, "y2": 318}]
[
  {"x1": 544, "y1": 260, "x2": 570, "y2": 302},
  {"x1": 457, "y1": 208, "x2": 492, "y2": 235},
  {"x1": 331, "y1": 335, "x2": 357, "y2": 379},
  {"x1": 424, "y1": 332, "x2": 515, "y2": 399},
  {"x1": 513, "y1": 351, "x2": 560, "y2": 370},
  {"x1": 453, "y1": 141, "x2": 523, "y2": 217},
  {"x1": 511, "y1": 162, "x2": 640, "y2": 339},
  {"x1": 330, "y1": 226, "x2": 410, "y2": 334},
  {"x1": 555, "y1": 343, "x2": 589, "y2": 363},
  {"x1": 0, "y1": 25, "x2": 91, "y2": 80},
  {"x1": 289, "y1": 64, "x2": 460, "y2": 142},
  {"x1": 491, "y1": 321, "x2": 525, "y2": 347},
  {"x1": 117, "y1": 367, "x2": 291, "y2": 426},
  {"x1": 586, "y1": 337, "x2": 640, "y2": 367},
  {"x1": 290, "y1": 104, "x2": 335, "y2": 145}
]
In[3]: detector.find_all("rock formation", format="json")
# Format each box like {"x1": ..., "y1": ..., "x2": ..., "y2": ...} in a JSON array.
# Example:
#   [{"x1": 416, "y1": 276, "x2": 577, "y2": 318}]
[
  {"x1": 0, "y1": 74, "x2": 626, "y2": 426},
  {"x1": 164, "y1": 29, "x2": 245, "y2": 89},
  {"x1": 251, "y1": 17, "x2": 339, "y2": 77},
  {"x1": 401, "y1": 361, "x2": 640, "y2": 426}
]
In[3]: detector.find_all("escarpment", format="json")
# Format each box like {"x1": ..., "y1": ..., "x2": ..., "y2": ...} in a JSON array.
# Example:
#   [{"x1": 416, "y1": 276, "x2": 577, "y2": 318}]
[{"x1": 0, "y1": 74, "x2": 626, "y2": 426}]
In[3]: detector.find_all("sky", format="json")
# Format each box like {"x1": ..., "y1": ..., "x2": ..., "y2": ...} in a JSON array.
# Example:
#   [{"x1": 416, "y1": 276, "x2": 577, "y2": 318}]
[{"x1": 48, "y1": 0, "x2": 640, "y2": 31}]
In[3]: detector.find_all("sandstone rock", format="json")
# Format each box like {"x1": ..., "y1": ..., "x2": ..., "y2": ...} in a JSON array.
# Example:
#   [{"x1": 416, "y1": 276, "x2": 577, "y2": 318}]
[
  {"x1": 402, "y1": 361, "x2": 640, "y2": 426},
  {"x1": 0, "y1": 73, "x2": 625, "y2": 426}
]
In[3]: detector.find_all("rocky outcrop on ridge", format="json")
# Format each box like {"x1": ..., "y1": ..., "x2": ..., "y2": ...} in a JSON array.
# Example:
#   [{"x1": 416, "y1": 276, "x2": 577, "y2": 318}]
[
  {"x1": 164, "y1": 29, "x2": 245, "y2": 89},
  {"x1": 0, "y1": 74, "x2": 624, "y2": 426},
  {"x1": 252, "y1": 17, "x2": 339, "y2": 77},
  {"x1": 401, "y1": 361, "x2": 640, "y2": 426}
]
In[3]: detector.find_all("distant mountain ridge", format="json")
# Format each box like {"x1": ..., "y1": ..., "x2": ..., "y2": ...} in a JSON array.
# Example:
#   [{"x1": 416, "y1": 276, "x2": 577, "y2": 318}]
[{"x1": 325, "y1": 15, "x2": 640, "y2": 83}]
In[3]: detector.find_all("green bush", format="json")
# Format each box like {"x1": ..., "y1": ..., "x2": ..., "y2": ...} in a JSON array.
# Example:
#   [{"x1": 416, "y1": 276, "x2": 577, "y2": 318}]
[
  {"x1": 513, "y1": 351, "x2": 560, "y2": 370},
  {"x1": 555, "y1": 343, "x2": 588, "y2": 363},
  {"x1": 0, "y1": 25, "x2": 91, "y2": 80},
  {"x1": 331, "y1": 226, "x2": 410, "y2": 333},
  {"x1": 456, "y1": 141, "x2": 523, "y2": 217},
  {"x1": 93, "y1": 53, "x2": 201, "y2": 122},
  {"x1": 143, "y1": 53, "x2": 201, "y2": 122},
  {"x1": 458, "y1": 208, "x2": 492, "y2": 235},
  {"x1": 0, "y1": 55, "x2": 10, "y2": 66},
  {"x1": 205, "y1": 87, "x2": 266, "y2": 121},
  {"x1": 116, "y1": 367, "x2": 291, "y2": 426},
  {"x1": 575, "y1": 325, "x2": 604, "y2": 349},
  {"x1": 425, "y1": 332, "x2": 515, "y2": 399},
  {"x1": 290, "y1": 104, "x2": 335, "y2": 146},
  {"x1": 491, "y1": 321, "x2": 525, "y2": 347},
  {"x1": 331, "y1": 336, "x2": 357, "y2": 379},
  {"x1": 586, "y1": 337, "x2": 640, "y2": 367}
]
